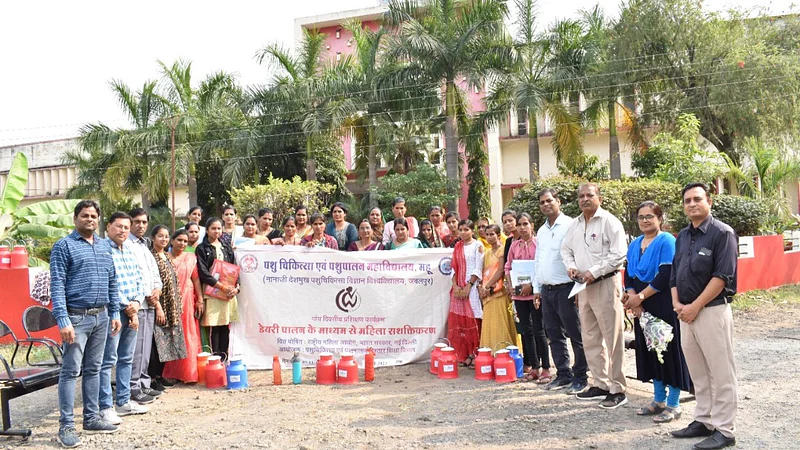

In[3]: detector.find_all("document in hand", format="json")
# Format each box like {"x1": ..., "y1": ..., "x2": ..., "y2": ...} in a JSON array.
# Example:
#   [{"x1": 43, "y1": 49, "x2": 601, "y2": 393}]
[
  {"x1": 203, "y1": 259, "x2": 241, "y2": 301},
  {"x1": 510, "y1": 260, "x2": 535, "y2": 288}
]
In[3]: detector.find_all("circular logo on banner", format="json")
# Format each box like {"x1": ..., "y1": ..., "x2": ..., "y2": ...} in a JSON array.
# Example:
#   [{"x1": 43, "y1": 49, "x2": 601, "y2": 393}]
[
  {"x1": 240, "y1": 254, "x2": 259, "y2": 274},
  {"x1": 335, "y1": 286, "x2": 361, "y2": 313},
  {"x1": 438, "y1": 257, "x2": 452, "y2": 275}
]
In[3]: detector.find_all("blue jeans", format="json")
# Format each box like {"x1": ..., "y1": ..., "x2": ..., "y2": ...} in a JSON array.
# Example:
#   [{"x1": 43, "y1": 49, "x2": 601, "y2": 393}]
[
  {"x1": 99, "y1": 313, "x2": 137, "y2": 409},
  {"x1": 58, "y1": 309, "x2": 108, "y2": 428}
]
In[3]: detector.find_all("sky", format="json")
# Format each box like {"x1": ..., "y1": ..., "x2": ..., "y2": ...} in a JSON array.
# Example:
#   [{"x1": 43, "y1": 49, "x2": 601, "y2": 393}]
[{"x1": 0, "y1": 0, "x2": 791, "y2": 146}]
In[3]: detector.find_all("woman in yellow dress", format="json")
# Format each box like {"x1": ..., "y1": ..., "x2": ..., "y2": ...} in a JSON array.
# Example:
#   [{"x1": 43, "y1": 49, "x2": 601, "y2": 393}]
[{"x1": 478, "y1": 224, "x2": 517, "y2": 353}]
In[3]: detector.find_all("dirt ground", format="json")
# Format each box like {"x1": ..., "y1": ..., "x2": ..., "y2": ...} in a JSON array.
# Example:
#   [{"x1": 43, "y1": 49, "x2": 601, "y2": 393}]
[{"x1": 3, "y1": 303, "x2": 799, "y2": 450}]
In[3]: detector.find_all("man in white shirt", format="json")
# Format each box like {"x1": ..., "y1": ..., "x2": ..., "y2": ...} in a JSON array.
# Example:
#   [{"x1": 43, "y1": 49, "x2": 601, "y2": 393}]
[
  {"x1": 127, "y1": 208, "x2": 164, "y2": 405},
  {"x1": 533, "y1": 188, "x2": 588, "y2": 395},
  {"x1": 561, "y1": 183, "x2": 628, "y2": 409},
  {"x1": 382, "y1": 197, "x2": 419, "y2": 244}
]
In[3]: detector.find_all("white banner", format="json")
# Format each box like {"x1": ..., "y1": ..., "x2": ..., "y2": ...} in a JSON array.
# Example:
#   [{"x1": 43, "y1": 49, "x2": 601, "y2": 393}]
[{"x1": 230, "y1": 246, "x2": 453, "y2": 369}]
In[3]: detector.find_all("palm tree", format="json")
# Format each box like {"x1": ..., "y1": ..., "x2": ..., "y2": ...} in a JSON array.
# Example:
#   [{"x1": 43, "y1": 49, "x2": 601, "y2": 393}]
[
  {"x1": 158, "y1": 60, "x2": 243, "y2": 206},
  {"x1": 483, "y1": 0, "x2": 583, "y2": 181},
  {"x1": 254, "y1": 29, "x2": 340, "y2": 181},
  {"x1": 341, "y1": 20, "x2": 441, "y2": 203},
  {"x1": 70, "y1": 80, "x2": 175, "y2": 212},
  {"x1": 384, "y1": 0, "x2": 510, "y2": 211},
  {"x1": 579, "y1": 6, "x2": 645, "y2": 180}
]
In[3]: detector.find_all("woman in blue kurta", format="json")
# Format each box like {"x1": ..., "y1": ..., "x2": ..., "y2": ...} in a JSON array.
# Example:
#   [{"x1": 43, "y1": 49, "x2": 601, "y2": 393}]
[{"x1": 623, "y1": 201, "x2": 692, "y2": 423}]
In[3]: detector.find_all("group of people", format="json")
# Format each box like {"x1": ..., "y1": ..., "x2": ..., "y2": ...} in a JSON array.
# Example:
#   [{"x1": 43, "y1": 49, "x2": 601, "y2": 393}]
[
  {"x1": 50, "y1": 180, "x2": 738, "y2": 450},
  {"x1": 50, "y1": 202, "x2": 236, "y2": 448}
]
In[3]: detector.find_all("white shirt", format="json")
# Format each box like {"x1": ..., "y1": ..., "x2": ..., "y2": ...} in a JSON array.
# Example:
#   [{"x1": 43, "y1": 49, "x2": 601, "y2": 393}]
[
  {"x1": 533, "y1": 213, "x2": 574, "y2": 294},
  {"x1": 127, "y1": 234, "x2": 163, "y2": 309},
  {"x1": 382, "y1": 217, "x2": 419, "y2": 245},
  {"x1": 560, "y1": 207, "x2": 627, "y2": 279}
]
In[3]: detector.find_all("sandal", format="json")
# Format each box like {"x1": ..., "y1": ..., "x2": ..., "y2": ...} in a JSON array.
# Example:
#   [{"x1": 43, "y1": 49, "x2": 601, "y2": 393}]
[
  {"x1": 636, "y1": 401, "x2": 666, "y2": 416},
  {"x1": 520, "y1": 370, "x2": 540, "y2": 382},
  {"x1": 462, "y1": 356, "x2": 475, "y2": 369},
  {"x1": 536, "y1": 370, "x2": 553, "y2": 384},
  {"x1": 653, "y1": 407, "x2": 682, "y2": 423}
]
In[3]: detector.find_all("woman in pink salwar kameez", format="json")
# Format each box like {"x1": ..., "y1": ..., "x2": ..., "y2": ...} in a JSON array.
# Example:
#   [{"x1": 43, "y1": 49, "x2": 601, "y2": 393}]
[{"x1": 162, "y1": 229, "x2": 204, "y2": 383}]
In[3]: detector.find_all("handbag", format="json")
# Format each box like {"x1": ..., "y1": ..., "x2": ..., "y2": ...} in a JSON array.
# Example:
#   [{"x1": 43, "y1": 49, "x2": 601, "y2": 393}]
[
  {"x1": 153, "y1": 324, "x2": 188, "y2": 363},
  {"x1": 203, "y1": 259, "x2": 240, "y2": 301}
]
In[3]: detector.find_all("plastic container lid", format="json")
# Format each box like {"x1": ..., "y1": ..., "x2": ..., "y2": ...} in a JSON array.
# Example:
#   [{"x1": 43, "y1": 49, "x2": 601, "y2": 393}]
[
  {"x1": 477, "y1": 347, "x2": 491, "y2": 353},
  {"x1": 442, "y1": 346, "x2": 455, "y2": 352},
  {"x1": 208, "y1": 355, "x2": 221, "y2": 361},
  {"x1": 495, "y1": 349, "x2": 509, "y2": 354},
  {"x1": 505, "y1": 345, "x2": 519, "y2": 350},
  {"x1": 433, "y1": 343, "x2": 448, "y2": 348},
  {"x1": 341, "y1": 352, "x2": 353, "y2": 358},
  {"x1": 198, "y1": 352, "x2": 212, "y2": 357}
]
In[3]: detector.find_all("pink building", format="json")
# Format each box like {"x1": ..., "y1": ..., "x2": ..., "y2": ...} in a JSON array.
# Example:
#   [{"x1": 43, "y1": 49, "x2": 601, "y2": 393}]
[{"x1": 295, "y1": 5, "x2": 484, "y2": 219}]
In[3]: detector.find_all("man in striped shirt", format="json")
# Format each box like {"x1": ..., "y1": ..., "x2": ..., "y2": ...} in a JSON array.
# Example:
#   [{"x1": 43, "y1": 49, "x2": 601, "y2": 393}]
[
  {"x1": 50, "y1": 200, "x2": 122, "y2": 447},
  {"x1": 99, "y1": 212, "x2": 149, "y2": 427}
]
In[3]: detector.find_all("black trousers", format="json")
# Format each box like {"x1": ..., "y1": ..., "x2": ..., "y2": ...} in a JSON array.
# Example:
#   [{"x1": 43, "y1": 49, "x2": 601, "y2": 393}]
[
  {"x1": 541, "y1": 284, "x2": 588, "y2": 382},
  {"x1": 210, "y1": 325, "x2": 230, "y2": 361},
  {"x1": 515, "y1": 299, "x2": 550, "y2": 370},
  {"x1": 148, "y1": 335, "x2": 164, "y2": 379}
]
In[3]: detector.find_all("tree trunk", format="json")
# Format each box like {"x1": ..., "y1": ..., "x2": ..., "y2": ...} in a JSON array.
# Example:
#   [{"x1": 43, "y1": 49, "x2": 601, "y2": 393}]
[
  {"x1": 188, "y1": 155, "x2": 198, "y2": 208},
  {"x1": 368, "y1": 127, "x2": 377, "y2": 207},
  {"x1": 528, "y1": 114, "x2": 540, "y2": 181},
  {"x1": 444, "y1": 81, "x2": 459, "y2": 213},
  {"x1": 608, "y1": 101, "x2": 621, "y2": 180},
  {"x1": 141, "y1": 191, "x2": 151, "y2": 214},
  {"x1": 306, "y1": 136, "x2": 317, "y2": 181}
]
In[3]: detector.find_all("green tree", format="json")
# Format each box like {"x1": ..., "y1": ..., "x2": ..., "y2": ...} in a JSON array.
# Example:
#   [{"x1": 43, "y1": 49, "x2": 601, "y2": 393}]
[
  {"x1": 614, "y1": 0, "x2": 800, "y2": 162},
  {"x1": 229, "y1": 175, "x2": 335, "y2": 224},
  {"x1": 372, "y1": 164, "x2": 459, "y2": 219},
  {"x1": 483, "y1": 0, "x2": 582, "y2": 181},
  {"x1": 69, "y1": 79, "x2": 176, "y2": 212},
  {"x1": 385, "y1": 0, "x2": 510, "y2": 211}
]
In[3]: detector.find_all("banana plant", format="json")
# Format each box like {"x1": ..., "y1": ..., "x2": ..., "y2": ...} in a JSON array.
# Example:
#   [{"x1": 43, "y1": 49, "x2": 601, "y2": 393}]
[{"x1": 1, "y1": 153, "x2": 80, "y2": 267}]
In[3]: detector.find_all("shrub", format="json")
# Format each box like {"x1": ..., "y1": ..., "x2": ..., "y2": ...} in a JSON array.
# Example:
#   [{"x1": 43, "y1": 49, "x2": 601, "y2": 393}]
[
  {"x1": 372, "y1": 164, "x2": 459, "y2": 219},
  {"x1": 507, "y1": 176, "x2": 683, "y2": 236},
  {"x1": 229, "y1": 175, "x2": 335, "y2": 224},
  {"x1": 668, "y1": 194, "x2": 767, "y2": 237}
]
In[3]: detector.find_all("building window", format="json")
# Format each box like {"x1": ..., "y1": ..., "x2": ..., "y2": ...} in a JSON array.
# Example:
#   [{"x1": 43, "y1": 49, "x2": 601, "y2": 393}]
[
  {"x1": 336, "y1": 52, "x2": 341, "y2": 61},
  {"x1": 336, "y1": 29, "x2": 341, "y2": 39},
  {"x1": 517, "y1": 108, "x2": 528, "y2": 136}
]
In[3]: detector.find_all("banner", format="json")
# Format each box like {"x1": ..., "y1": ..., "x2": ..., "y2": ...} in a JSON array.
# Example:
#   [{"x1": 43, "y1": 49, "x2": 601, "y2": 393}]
[{"x1": 230, "y1": 246, "x2": 453, "y2": 369}]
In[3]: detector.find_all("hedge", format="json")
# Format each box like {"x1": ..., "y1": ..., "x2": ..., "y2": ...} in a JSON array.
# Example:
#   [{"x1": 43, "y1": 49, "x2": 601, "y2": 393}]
[{"x1": 506, "y1": 176, "x2": 766, "y2": 237}]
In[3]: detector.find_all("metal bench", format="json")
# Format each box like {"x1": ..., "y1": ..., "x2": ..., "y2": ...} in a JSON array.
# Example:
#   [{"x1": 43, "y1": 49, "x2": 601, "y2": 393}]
[{"x1": 0, "y1": 319, "x2": 61, "y2": 439}]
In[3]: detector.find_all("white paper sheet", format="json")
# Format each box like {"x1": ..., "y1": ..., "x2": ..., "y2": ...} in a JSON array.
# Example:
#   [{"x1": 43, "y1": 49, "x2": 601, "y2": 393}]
[{"x1": 568, "y1": 281, "x2": 587, "y2": 299}]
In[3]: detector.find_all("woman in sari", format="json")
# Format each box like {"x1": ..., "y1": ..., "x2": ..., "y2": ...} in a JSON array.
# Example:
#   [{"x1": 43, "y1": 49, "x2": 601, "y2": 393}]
[
  {"x1": 162, "y1": 229, "x2": 203, "y2": 383},
  {"x1": 238, "y1": 214, "x2": 270, "y2": 246},
  {"x1": 385, "y1": 218, "x2": 423, "y2": 250},
  {"x1": 368, "y1": 207, "x2": 384, "y2": 243},
  {"x1": 257, "y1": 207, "x2": 283, "y2": 241},
  {"x1": 448, "y1": 219, "x2": 484, "y2": 366},
  {"x1": 149, "y1": 225, "x2": 187, "y2": 388},
  {"x1": 478, "y1": 225, "x2": 517, "y2": 353},
  {"x1": 348, "y1": 220, "x2": 384, "y2": 251},
  {"x1": 294, "y1": 205, "x2": 313, "y2": 239},
  {"x1": 281, "y1": 216, "x2": 303, "y2": 246},
  {"x1": 325, "y1": 202, "x2": 358, "y2": 251},
  {"x1": 442, "y1": 212, "x2": 460, "y2": 248},
  {"x1": 301, "y1": 213, "x2": 339, "y2": 249},
  {"x1": 220, "y1": 205, "x2": 243, "y2": 248},
  {"x1": 185, "y1": 222, "x2": 200, "y2": 253},
  {"x1": 418, "y1": 219, "x2": 443, "y2": 248},
  {"x1": 196, "y1": 217, "x2": 239, "y2": 359}
]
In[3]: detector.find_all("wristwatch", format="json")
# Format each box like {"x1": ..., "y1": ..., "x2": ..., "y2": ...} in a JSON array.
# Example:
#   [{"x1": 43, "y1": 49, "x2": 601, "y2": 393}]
[{"x1": 638, "y1": 293, "x2": 645, "y2": 301}]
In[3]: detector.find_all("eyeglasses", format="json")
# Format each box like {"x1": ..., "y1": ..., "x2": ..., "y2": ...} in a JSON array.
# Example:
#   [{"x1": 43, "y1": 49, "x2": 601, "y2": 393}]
[{"x1": 637, "y1": 214, "x2": 656, "y2": 222}]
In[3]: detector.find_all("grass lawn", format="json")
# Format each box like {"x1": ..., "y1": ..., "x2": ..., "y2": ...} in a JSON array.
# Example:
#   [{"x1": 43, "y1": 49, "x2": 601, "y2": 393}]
[{"x1": 733, "y1": 283, "x2": 800, "y2": 311}]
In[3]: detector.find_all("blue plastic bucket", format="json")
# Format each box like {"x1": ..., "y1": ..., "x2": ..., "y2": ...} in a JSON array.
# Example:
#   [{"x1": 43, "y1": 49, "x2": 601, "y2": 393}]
[{"x1": 226, "y1": 357, "x2": 249, "y2": 390}]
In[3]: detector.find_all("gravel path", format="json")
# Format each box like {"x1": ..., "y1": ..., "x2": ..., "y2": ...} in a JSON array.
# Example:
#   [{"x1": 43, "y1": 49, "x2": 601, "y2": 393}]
[{"x1": 3, "y1": 304, "x2": 799, "y2": 449}]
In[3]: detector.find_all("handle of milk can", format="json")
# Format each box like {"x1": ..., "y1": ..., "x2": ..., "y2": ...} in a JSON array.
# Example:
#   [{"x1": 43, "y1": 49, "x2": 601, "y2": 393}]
[
  {"x1": 493, "y1": 341, "x2": 513, "y2": 352},
  {"x1": 436, "y1": 338, "x2": 451, "y2": 346},
  {"x1": 202, "y1": 345, "x2": 212, "y2": 353}
]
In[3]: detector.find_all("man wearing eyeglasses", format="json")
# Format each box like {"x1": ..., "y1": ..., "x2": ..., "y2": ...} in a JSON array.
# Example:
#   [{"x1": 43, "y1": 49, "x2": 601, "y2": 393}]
[
  {"x1": 561, "y1": 183, "x2": 628, "y2": 409},
  {"x1": 669, "y1": 182, "x2": 738, "y2": 450}
]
